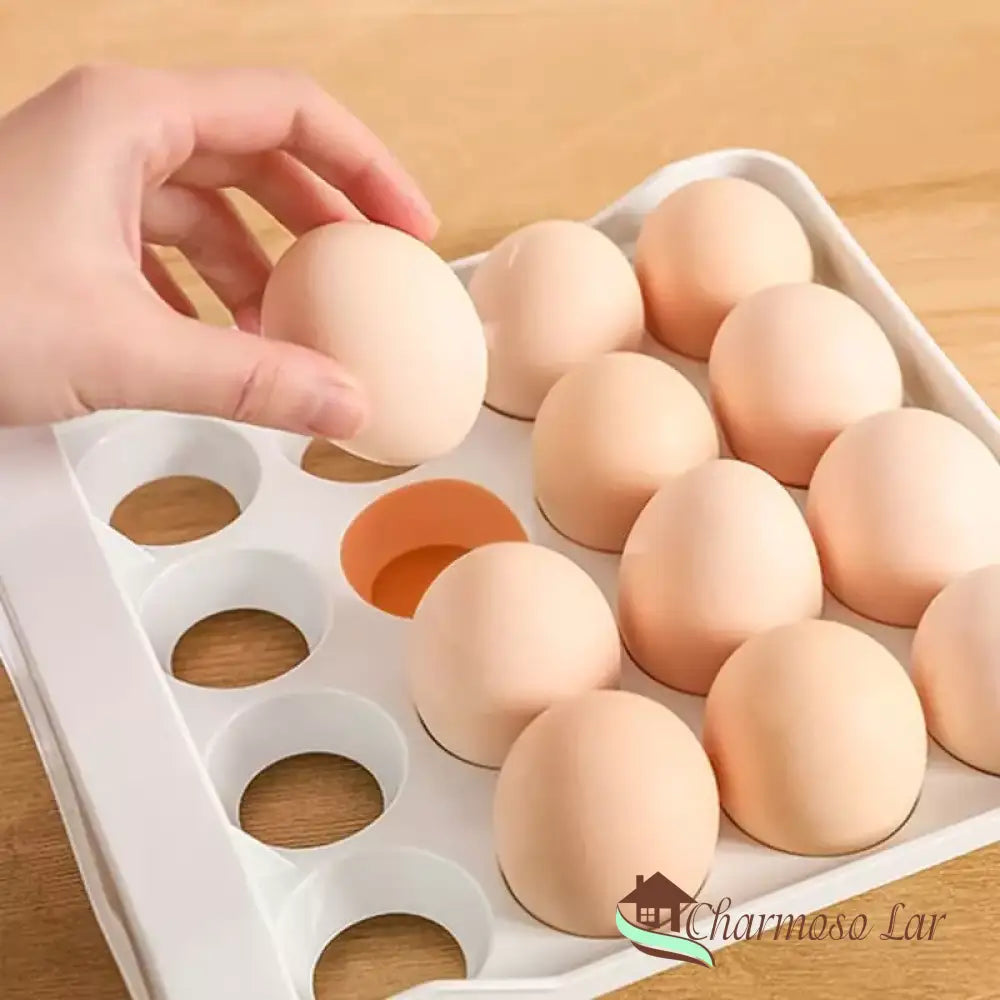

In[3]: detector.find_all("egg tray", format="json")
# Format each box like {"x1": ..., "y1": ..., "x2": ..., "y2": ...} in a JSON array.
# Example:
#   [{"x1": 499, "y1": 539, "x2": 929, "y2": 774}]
[{"x1": 3, "y1": 148, "x2": 1000, "y2": 1000}]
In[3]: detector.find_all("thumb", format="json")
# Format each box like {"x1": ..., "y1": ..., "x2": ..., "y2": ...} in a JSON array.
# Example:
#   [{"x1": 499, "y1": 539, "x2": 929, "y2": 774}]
[{"x1": 84, "y1": 307, "x2": 368, "y2": 438}]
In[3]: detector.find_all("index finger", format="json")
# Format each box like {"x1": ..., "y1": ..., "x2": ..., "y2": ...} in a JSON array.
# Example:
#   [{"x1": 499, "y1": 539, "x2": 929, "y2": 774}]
[{"x1": 165, "y1": 67, "x2": 439, "y2": 241}]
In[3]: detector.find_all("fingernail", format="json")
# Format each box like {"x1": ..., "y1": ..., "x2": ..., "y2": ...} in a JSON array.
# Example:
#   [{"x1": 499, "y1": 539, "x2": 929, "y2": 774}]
[
  {"x1": 401, "y1": 174, "x2": 436, "y2": 218},
  {"x1": 234, "y1": 303, "x2": 262, "y2": 334},
  {"x1": 400, "y1": 195, "x2": 439, "y2": 242},
  {"x1": 423, "y1": 209, "x2": 442, "y2": 238},
  {"x1": 401, "y1": 183, "x2": 439, "y2": 237},
  {"x1": 307, "y1": 379, "x2": 369, "y2": 439}
]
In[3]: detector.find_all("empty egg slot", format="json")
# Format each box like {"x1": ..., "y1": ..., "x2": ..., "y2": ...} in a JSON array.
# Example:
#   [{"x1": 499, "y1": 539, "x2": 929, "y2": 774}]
[
  {"x1": 275, "y1": 847, "x2": 492, "y2": 996},
  {"x1": 340, "y1": 479, "x2": 527, "y2": 618},
  {"x1": 205, "y1": 691, "x2": 407, "y2": 853},
  {"x1": 171, "y1": 608, "x2": 309, "y2": 689},
  {"x1": 239, "y1": 752, "x2": 384, "y2": 851},
  {"x1": 112, "y1": 476, "x2": 240, "y2": 546},
  {"x1": 138, "y1": 548, "x2": 328, "y2": 687},
  {"x1": 73, "y1": 414, "x2": 261, "y2": 547},
  {"x1": 313, "y1": 914, "x2": 465, "y2": 1000}
]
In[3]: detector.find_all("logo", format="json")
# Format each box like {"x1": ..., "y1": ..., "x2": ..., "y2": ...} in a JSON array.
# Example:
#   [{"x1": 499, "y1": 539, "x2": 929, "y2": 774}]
[
  {"x1": 617, "y1": 873, "x2": 949, "y2": 969},
  {"x1": 615, "y1": 873, "x2": 714, "y2": 968}
]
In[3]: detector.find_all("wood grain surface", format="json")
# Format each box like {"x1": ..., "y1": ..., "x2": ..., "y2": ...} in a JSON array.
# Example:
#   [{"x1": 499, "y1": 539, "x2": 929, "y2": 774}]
[{"x1": 3, "y1": 1, "x2": 1000, "y2": 997}]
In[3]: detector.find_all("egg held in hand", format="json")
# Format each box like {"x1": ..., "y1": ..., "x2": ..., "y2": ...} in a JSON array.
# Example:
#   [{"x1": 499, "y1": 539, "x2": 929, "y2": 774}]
[
  {"x1": 405, "y1": 541, "x2": 620, "y2": 767},
  {"x1": 494, "y1": 689, "x2": 719, "y2": 937},
  {"x1": 261, "y1": 221, "x2": 487, "y2": 467}
]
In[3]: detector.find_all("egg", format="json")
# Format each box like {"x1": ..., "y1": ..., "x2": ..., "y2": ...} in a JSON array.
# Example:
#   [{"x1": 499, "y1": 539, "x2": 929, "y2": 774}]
[
  {"x1": 261, "y1": 221, "x2": 487, "y2": 467},
  {"x1": 406, "y1": 541, "x2": 620, "y2": 767},
  {"x1": 634, "y1": 177, "x2": 813, "y2": 359},
  {"x1": 911, "y1": 564, "x2": 1000, "y2": 775},
  {"x1": 494, "y1": 689, "x2": 719, "y2": 937},
  {"x1": 532, "y1": 352, "x2": 718, "y2": 552},
  {"x1": 708, "y1": 283, "x2": 904, "y2": 486},
  {"x1": 703, "y1": 619, "x2": 927, "y2": 855},
  {"x1": 618, "y1": 459, "x2": 823, "y2": 694},
  {"x1": 467, "y1": 219, "x2": 644, "y2": 419},
  {"x1": 806, "y1": 407, "x2": 1000, "y2": 627}
]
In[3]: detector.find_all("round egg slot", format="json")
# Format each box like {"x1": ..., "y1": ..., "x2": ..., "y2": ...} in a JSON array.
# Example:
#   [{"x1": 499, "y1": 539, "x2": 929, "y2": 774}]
[
  {"x1": 312, "y1": 914, "x2": 465, "y2": 1000},
  {"x1": 275, "y1": 847, "x2": 492, "y2": 997},
  {"x1": 138, "y1": 548, "x2": 328, "y2": 688},
  {"x1": 239, "y1": 751, "x2": 384, "y2": 850},
  {"x1": 340, "y1": 479, "x2": 527, "y2": 619},
  {"x1": 279, "y1": 433, "x2": 415, "y2": 484},
  {"x1": 73, "y1": 413, "x2": 261, "y2": 546},
  {"x1": 206, "y1": 691, "x2": 407, "y2": 853}
]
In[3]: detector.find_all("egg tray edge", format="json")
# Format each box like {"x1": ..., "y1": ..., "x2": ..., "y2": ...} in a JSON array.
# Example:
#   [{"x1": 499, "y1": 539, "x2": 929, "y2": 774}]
[{"x1": 2, "y1": 148, "x2": 1000, "y2": 1000}]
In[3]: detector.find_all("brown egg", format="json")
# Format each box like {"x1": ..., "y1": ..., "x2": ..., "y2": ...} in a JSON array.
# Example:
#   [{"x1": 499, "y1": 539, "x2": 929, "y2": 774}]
[
  {"x1": 634, "y1": 177, "x2": 813, "y2": 360},
  {"x1": 532, "y1": 352, "x2": 718, "y2": 552},
  {"x1": 261, "y1": 221, "x2": 487, "y2": 467},
  {"x1": 709, "y1": 283, "x2": 903, "y2": 486},
  {"x1": 406, "y1": 542, "x2": 620, "y2": 767},
  {"x1": 467, "y1": 219, "x2": 644, "y2": 419},
  {"x1": 618, "y1": 459, "x2": 823, "y2": 694},
  {"x1": 704, "y1": 620, "x2": 927, "y2": 855},
  {"x1": 912, "y1": 564, "x2": 1000, "y2": 774},
  {"x1": 495, "y1": 689, "x2": 719, "y2": 937},
  {"x1": 806, "y1": 407, "x2": 1000, "y2": 627}
]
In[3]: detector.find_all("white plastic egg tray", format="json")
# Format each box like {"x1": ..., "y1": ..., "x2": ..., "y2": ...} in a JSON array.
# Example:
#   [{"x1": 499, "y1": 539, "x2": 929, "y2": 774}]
[{"x1": 3, "y1": 148, "x2": 1000, "y2": 1000}]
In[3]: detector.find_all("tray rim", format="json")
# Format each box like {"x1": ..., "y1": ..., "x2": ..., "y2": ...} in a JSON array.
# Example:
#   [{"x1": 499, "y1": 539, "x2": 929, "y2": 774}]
[{"x1": 1, "y1": 145, "x2": 999, "y2": 1000}]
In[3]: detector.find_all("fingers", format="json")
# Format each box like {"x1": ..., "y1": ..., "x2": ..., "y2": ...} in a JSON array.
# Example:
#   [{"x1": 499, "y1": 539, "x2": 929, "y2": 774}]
[
  {"x1": 142, "y1": 184, "x2": 271, "y2": 329},
  {"x1": 37, "y1": 64, "x2": 438, "y2": 240},
  {"x1": 172, "y1": 149, "x2": 365, "y2": 235},
  {"x1": 82, "y1": 297, "x2": 368, "y2": 438},
  {"x1": 140, "y1": 246, "x2": 198, "y2": 317},
  {"x1": 166, "y1": 67, "x2": 438, "y2": 241}
]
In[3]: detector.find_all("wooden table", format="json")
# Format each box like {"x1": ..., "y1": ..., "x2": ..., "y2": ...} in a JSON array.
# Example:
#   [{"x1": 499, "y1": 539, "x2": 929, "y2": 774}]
[{"x1": 3, "y1": 1, "x2": 1000, "y2": 997}]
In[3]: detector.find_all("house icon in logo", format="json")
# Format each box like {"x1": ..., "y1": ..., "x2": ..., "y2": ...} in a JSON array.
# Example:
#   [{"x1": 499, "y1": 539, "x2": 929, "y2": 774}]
[
  {"x1": 618, "y1": 872, "x2": 696, "y2": 933},
  {"x1": 615, "y1": 872, "x2": 713, "y2": 968}
]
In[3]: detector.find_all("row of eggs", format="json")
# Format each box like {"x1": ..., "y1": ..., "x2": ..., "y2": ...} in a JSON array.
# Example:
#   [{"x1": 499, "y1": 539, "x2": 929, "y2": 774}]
[
  {"x1": 261, "y1": 175, "x2": 885, "y2": 466},
  {"x1": 259, "y1": 175, "x2": 1000, "y2": 940},
  {"x1": 261, "y1": 174, "x2": 1000, "y2": 633},
  {"x1": 408, "y1": 541, "x2": 1000, "y2": 940}
]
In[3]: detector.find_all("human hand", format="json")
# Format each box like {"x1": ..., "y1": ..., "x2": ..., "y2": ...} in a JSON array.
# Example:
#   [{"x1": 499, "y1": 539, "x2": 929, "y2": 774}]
[{"x1": 0, "y1": 64, "x2": 439, "y2": 437}]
